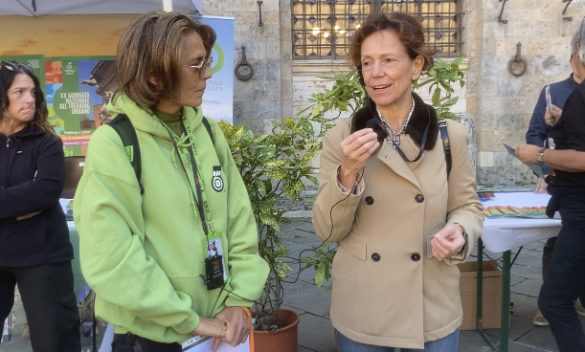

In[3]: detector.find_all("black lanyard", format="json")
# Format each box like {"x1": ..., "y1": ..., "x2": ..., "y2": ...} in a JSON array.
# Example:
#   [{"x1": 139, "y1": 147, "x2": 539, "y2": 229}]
[
  {"x1": 167, "y1": 122, "x2": 211, "y2": 236},
  {"x1": 391, "y1": 106, "x2": 430, "y2": 163}
]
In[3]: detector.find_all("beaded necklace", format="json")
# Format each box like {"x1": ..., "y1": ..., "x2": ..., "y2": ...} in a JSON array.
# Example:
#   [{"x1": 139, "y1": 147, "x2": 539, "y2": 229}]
[{"x1": 375, "y1": 97, "x2": 415, "y2": 147}]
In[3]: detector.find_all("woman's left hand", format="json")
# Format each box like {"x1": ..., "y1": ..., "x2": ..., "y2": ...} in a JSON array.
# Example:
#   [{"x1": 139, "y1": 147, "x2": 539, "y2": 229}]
[
  {"x1": 212, "y1": 306, "x2": 250, "y2": 350},
  {"x1": 430, "y1": 223, "x2": 465, "y2": 260}
]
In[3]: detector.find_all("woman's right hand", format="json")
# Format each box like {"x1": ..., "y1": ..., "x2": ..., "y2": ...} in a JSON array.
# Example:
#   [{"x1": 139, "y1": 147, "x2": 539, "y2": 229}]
[
  {"x1": 192, "y1": 317, "x2": 227, "y2": 339},
  {"x1": 338, "y1": 128, "x2": 379, "y2": 188}
]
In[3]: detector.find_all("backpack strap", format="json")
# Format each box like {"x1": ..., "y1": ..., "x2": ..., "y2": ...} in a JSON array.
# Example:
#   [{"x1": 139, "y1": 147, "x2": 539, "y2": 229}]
[
  {"x1": 107, "y1": 114, "x2": 215, "y2": 195},
  {"x1": 108, "y1": 114, "x2": 144, "y2": 194},
  {"x1": 438, "y1": 119, "x2": 452, "y2": 177},
  {"x1": 201, "y1": 116, "x2": 214, "y2": 144}
]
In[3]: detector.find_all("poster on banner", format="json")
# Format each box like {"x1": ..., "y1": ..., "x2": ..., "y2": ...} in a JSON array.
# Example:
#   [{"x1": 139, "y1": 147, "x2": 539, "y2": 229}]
[
  {"x1": 45, "y1": 57, "x2": 116, "y2": 156},
  {"x1": 199, "y1": 16, "x2": 234, "y2": 124},
  {"x1": 1, "y1": 16, "x2": 234, "y2": 152}
]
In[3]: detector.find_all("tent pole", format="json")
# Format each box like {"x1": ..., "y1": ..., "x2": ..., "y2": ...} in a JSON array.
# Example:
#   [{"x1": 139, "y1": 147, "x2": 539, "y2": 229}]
[{"x1": 163, "y1": 0, "x2": 173, "y2": 12}]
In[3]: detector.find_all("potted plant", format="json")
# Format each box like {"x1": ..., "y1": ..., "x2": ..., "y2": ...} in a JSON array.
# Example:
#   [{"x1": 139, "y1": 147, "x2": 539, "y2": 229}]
[{"x1": 218, "y1": 109, "x2": 333, "y2": 351}]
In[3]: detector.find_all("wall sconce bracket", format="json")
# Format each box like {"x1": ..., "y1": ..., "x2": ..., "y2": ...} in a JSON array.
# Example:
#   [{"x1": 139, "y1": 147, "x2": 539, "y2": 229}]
[
  {"x1": 508, "y1": 42, "x2": 527, "y2": 77},
  {"x1": 498, "y1": 0, "x2": 508, "y2": 24},
  {"x1": 235, "y1": 45, "x2": 254, "y2": 81}
]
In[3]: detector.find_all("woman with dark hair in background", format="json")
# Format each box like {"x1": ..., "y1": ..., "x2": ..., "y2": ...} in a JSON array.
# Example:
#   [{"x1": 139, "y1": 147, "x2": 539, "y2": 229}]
[
  {"x1": 0, "y1": 61, "x2": 80, "y2": 351},
  {"x1": 312, "y1": 12, "x2": 483, "y2": 351}
]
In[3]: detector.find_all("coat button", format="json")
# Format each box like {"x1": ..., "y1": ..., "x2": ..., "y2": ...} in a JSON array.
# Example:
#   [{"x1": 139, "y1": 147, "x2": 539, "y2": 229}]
[
  {"x1": 415, "y1": 194, "x2": 424, "y2": 203},
  {"x1": 411, "y1": 253, "x2": 421, "y2": 262},
  {"x1": 371, "y1": 252, "x2": 381, "y2": 262},
  {"x1": 365, "y1": 196, "x2": 374, "y2": 205}
]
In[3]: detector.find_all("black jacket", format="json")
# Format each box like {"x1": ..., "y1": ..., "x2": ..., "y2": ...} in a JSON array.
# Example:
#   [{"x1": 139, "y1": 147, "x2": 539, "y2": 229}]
[{"x1": 0, "y1": 125, "x2": 73, "y2": 266}]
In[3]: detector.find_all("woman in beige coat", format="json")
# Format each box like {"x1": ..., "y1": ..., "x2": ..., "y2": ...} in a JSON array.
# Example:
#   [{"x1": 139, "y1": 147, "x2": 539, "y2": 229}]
[{"x1": 312, "y1": 12, "x2": 483, "y2": 351}]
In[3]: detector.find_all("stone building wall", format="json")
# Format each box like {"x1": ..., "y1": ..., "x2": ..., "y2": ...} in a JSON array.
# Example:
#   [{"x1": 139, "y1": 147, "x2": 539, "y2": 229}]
[
  {"x1": 285, "y1": 0, "x2": 585, "y2": 188},
  {"x1": 469, "y1": 0, "x2": 585, "y2": 187},
  {"x1": 204, "y1": 0, "x2": 585, "y2": 188},
  {"x1": 204, "y1": 0, "x2": 291, "y2": 133}
]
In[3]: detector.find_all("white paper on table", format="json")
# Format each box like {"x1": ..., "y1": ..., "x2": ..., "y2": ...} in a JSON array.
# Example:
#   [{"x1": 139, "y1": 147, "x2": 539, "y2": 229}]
[
  {"x1": 481, "y1": 191, "x2": 551, "y2": 208},
  {"x1": 182, "y1": 335, "x2": 250, "y2": 352},
  {"x1": 483, "y1": 218, "x2": 561, "y2": 253},
  {"x1": 481, "y1": 192, "x2": 561, "y2": 253}
]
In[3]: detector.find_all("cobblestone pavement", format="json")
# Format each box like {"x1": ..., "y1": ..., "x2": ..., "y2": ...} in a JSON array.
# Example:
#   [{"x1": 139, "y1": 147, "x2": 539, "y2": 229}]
[{"x1": 3, "y1": 215, "x2": 583, "y2": 351}]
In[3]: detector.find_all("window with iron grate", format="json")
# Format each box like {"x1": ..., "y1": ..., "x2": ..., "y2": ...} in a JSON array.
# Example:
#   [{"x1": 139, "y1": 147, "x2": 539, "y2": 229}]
[{"x1": 291, "y1": 0, "x2": 463, "y2": 60}]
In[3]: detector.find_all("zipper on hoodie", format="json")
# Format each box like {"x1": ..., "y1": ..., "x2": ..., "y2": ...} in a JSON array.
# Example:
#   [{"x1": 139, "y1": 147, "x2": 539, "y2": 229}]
[{"x1": 5, "y1": 136, "x2": 10, "y2": 148}]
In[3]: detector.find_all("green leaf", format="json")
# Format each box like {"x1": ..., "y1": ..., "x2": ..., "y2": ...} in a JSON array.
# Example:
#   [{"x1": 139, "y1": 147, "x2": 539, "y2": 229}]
[
  {"x1": 432, "y1": 88, "x2": 441, "y2": 106},
  {"x1": 314, "y1": 265, "x2": 326, "y2": 287}
]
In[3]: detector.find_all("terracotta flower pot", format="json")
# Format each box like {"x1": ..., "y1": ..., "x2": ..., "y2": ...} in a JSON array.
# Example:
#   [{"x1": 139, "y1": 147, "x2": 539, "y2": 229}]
[{"x1": 253, "y1": 309, "x2": 300, "y2": 352}]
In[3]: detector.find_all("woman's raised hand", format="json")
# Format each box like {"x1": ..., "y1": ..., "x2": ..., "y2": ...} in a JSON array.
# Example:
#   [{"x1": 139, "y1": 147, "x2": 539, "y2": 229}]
[{"x1": 338, "y1": 128, "x2": 380, "y2": 188}]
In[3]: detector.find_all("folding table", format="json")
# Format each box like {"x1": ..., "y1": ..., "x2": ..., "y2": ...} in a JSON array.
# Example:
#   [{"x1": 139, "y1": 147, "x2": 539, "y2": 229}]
[{"x1": 476, "y1": 192, "x2": 561, "y2": 352}]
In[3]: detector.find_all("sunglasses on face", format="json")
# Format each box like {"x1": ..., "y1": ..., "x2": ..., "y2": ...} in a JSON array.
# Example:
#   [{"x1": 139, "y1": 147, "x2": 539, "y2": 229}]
[{"x1": 186, "y1": 56, "x2": 213, "y2": 74}]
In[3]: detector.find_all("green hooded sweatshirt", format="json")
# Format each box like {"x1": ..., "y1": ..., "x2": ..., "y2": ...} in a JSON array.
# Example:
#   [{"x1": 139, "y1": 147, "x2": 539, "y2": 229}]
[{"x1": 74, "y1": 94, "x2": 269, "y2": 343}]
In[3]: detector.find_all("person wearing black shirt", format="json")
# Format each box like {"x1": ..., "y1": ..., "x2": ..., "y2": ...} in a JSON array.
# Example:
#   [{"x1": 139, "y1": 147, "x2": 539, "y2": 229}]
[
  {"x1": 516, "y1": 56, "x2": 585, "y2": 351},
  {"x1": 524, "y1": 28, "x2": 585, "y2": 327}
]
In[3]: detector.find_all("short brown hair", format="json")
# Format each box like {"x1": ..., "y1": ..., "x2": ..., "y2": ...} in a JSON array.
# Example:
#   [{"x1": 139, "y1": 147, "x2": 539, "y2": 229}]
[
  {"x1": 0, "y1": 62, "x2": 52, "y2": 134},
  {"x1": 114, "y1": 11, "x2": 216, "y2": 109},
  {"x1": 349, "y1": 12, "x2": 434, "y2": 72}
]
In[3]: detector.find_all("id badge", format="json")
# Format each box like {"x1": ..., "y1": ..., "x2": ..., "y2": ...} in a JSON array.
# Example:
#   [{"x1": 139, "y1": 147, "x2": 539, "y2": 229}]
[{"x1": 205, "y1": 233, "x2": 228, "y2": 290}]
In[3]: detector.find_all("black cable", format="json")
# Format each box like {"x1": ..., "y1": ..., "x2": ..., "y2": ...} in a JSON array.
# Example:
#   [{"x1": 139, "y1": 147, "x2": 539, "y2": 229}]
[
  {"x1": 197, "y1": 172, "x2": 365, "y2": 310},
  {"x1": 283, "y1": 172, "x2": 364, "y2": 285}
]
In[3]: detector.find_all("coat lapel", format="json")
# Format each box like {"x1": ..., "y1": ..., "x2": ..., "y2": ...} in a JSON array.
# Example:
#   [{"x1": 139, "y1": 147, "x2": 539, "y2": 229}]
[{"x1": 376, "y1": 140, "x2": 423, "y2": 190}]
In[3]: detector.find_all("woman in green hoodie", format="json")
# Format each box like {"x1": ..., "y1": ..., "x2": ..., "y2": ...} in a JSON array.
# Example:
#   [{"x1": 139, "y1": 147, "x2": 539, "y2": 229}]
[{"x1": 74, "y1": 11, "x2": 268, "y2": 352}]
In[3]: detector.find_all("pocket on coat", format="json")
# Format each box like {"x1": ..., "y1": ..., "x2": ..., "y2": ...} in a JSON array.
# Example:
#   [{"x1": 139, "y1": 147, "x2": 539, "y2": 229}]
[{"x1": 338, "y1": 235, "x2": 367, "y2": 261}]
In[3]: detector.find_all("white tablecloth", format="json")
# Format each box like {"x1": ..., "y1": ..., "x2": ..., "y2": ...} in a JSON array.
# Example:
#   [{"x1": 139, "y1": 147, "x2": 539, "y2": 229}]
[{"x1": 482, "y1": 192, "x2": 561, "y2": 253}]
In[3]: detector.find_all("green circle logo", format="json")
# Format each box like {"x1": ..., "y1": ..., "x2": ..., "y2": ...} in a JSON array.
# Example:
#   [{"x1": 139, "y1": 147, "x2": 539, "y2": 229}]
[{"x1": 211, "y1": 43, "x2": 224, "y2": 75}]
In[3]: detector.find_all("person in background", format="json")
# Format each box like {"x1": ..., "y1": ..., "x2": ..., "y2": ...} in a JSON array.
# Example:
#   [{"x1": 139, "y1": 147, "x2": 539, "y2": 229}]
[
  {"x1": 74, "y1": 11, "x2": 268, "y2": 352},
  {"x1": 311, "y1": 12, "x2": 483, "y2": 352},
  {"x1": 516, "y1": 23, "x2": 585, "y2": 350},
  {"x1": 0, "y1": 61, "x2": 81, "y2": 351},
  {"x1": 524, "y1": 26, "x2": 585, "y2": 327},
  {"x1": 526, "y1": 26, "x2": 585, "y2": 326}
]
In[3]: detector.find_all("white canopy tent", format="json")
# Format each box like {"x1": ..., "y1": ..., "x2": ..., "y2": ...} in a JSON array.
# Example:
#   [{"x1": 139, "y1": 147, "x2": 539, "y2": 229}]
[{"x1": 0, "y1": 0, "x2": 202, "y2": 16}]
